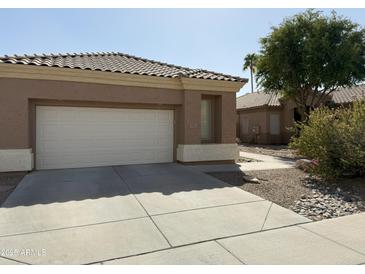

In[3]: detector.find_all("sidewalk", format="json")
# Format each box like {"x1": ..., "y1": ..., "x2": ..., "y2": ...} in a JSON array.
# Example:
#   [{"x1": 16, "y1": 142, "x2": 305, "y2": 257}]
[
  {"x1": 190, "y1": 151, "x2": 296, "y2": 173},
  {"x1": 218, "y1": 212, "x2": 365, "y2": 265},
  {"x1": 102, "y1": 213, "x2": 365, "y2": 265},
  {"x1": 238, "y1": 151, "x2": 296, "y2": 171}
]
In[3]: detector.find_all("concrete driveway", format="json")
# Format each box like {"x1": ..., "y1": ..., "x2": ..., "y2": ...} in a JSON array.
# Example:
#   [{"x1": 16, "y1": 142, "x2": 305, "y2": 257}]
[{"x1": 1, "y1": 163, "x2": 362, "y2": 264}]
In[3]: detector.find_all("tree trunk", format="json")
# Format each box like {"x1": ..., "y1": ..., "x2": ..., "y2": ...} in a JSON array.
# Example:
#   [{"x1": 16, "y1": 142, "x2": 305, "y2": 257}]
[
  {"x1": 250, "y1": 64, "x2": 254, "y2": 93},
  {"x1": 295, "y1": 89, "x2": 311, "y2": 122},
  {"x1": 296, "y1": 105, "x2": 311, "y2": 122},
  {"x1": 296, "y1": 106, "x2": 306, "y2": 122}
]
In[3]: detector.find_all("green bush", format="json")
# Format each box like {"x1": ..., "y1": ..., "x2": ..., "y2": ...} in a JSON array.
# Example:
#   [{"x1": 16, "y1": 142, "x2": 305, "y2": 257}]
[{"x1": 289, "y1": 100, "x2": 365, "y2": 179}]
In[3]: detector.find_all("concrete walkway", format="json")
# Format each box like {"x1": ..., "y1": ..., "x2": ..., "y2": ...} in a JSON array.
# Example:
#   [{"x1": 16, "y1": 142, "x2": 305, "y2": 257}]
[
  {"x1": 102, "y1": 213, "x2": 365, "y2": 265},
  {"x1": 238, "y1": 151, "x2": 296, "y2": 171},
  {"x1": 218, "y1": 212, "x2": 365, "y2": 265},
  {"x1": 190, "y1": 151, "x2": 296, "y2": 173},
  {"x1": 0, "y1": 163, "x2": 364, "y2": 265}
]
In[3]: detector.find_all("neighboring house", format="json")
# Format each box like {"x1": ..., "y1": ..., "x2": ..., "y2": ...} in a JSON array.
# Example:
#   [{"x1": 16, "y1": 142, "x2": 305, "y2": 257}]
[
  {"x1": 236, "y1": 85, "x2": 365, "y2": 145},
  {"x1": 0, "y1": 52, "x2": 247, "y2": 172}
]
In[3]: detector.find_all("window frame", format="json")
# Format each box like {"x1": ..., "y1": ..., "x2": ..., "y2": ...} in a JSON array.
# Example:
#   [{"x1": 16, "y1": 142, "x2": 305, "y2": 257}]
[
  {"x1": 200, "y1": 97, "x2": 216, "y2": 143},
  {"x1": 269, "y1": 113, "x2": 281, "y2": 135}
]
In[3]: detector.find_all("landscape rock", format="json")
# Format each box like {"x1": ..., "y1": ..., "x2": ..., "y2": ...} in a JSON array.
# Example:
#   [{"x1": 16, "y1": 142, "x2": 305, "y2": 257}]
[
  {"x1": 290, "y1": 177, "x2": 364, "y2": 220},
  {"x1": 242, "y1": 175, "x2": 260, "y2": 184},
  {"x1": 295, "y1": 159, "x2": 313, "y2": 171}
]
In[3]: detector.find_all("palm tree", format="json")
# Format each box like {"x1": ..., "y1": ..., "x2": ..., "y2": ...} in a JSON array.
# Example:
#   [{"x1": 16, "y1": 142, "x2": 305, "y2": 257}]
[{"x1": 243, "y1": 53, "x2": 258, "y2": 93}]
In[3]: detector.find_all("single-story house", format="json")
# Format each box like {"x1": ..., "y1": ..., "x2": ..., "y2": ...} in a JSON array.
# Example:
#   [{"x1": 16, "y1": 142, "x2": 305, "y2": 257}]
[
  {"x1": 0, "y1": 52, "x2": 247, "y2": 172},
  {"x1": 236, "y1": 85, "x2": 365, "y2": 145}
]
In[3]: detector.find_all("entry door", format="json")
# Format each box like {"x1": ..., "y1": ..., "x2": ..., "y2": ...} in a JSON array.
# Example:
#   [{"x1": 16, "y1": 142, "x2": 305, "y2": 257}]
[{"x1": 36, "y1": 106, "x2": 174, "y2": 169}]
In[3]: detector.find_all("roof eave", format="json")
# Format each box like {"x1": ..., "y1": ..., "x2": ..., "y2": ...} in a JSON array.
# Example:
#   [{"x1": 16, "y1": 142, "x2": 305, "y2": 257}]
[
  {"x1": 0, "y1": 63, "x2": 244, "y2": 92},
  {"x1": 181, "y1": 77, "x2": 246, "y2": 93},
  {"x1": 236, "y1": 104, "x2": 282, "y2": 111}
]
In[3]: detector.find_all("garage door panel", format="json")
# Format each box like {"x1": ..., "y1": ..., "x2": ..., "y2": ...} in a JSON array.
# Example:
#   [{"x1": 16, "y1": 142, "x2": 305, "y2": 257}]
[
  {"x1": 38, "y1": 142, "x2": 172, "y2": 153},
  {"x1": 39, "y1": 126, "x2": 171, "y2": 142},
  {"x1": 38, "y1": 135, "x2": 172, "y2": 148},
  {"x1": 36, "y1": 106, "x2": 174, "y2": 170},
  {"x1": 38, "y1": 132, "x2": 173, "y2": 147},
  {"x1": 37, "y1": 149, "x2": 169, "y2": 161},
  {"x1": 39, "y1": 120, "x2": 165, "y2": 133},
  {"x1": 37, "y1": 149, "x2": 171, "y2": 169}
]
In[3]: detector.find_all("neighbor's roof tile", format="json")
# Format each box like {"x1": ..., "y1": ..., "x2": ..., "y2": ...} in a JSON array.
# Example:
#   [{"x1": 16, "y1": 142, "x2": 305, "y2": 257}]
[
  {"x1": 0, "y1": 52, "x2": 246, "y2": 82},
  {"x1": 237, "y1": 85, "x2": 365, "y2": 109},
  {"x1": 236, "y1": 92, "x2": 281, "y2": 109},
  {"x1": 332, "y1": 85, "x2": 365, "y2": 104}
]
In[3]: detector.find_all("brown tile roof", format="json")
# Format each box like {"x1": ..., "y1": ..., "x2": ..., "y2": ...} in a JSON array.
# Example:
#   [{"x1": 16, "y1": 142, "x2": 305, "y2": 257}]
[
  {"x1": 236, "y1": 92, "x2": 281, "y2": 109},
  {"x1": 332, "y1": 85, "x2": 365, "y2": 104},
  {"x1": 0, "y1": 52, "x2": 246, "y2": 82},
  {"x1": 237, "y1": 85, "x2": 365, "y2": 110}
]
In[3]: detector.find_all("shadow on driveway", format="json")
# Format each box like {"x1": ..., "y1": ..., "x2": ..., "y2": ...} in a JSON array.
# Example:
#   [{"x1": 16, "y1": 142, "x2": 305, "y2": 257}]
[{"x1": 1, "y1": 163, "x2": 244, "y2": 208}]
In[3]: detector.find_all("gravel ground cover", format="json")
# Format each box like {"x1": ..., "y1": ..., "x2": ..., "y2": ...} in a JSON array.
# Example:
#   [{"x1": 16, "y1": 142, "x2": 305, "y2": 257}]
[
  {"x1": 0, "y1": 172, "x2": 25, "y2": 205},
  {"x1": 208, "y1": 168, "x2": 365, "y2": 221},
  {"x1": 239, "y1": 143, "x2": 300, "y2": 160},
  {"x1": 292, "y1": 176, "x2": 365, "y2": 220}
]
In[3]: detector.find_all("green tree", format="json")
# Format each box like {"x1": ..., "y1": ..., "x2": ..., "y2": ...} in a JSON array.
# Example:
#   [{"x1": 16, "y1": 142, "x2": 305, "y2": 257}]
[
  {"x1": 243, "y1": 53, "x2": 258, "y2": 93},
  {"x1": 256, "y1": 10, "x2": 365, "y2": 119}
]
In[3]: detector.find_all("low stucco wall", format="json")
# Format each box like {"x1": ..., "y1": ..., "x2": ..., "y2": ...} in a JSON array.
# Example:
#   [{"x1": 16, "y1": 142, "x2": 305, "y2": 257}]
[
  {"x1": 0, "y1": 149, "x2": 33, "y2": 172},
  {"x1": 177, "y1": 144, "x2": 239, "y2": 162}
]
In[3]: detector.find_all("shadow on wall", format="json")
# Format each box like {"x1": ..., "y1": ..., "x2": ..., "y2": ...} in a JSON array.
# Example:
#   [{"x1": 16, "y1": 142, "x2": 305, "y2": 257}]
[{"x1": 1, "y1": 163, "x2": 243, "y2": 208}]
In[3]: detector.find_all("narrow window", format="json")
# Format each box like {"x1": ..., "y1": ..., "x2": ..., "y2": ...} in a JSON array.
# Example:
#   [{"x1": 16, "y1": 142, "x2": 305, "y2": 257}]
[
  {"x1": 201, "y1": 99, "x2": 214, "y2": 142},
  {"x1": 270, "y1": 113, "x2": 280, "y2": 135}
]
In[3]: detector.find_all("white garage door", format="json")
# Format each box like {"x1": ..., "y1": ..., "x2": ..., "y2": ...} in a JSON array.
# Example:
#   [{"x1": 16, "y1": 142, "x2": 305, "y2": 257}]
[{"x1": 36, "y1": 106, "x2": 174, "y2": 170}]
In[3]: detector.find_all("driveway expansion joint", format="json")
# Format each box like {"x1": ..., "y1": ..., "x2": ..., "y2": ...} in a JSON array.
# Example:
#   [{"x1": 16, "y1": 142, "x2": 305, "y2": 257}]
[
  {"x1": 0, "y1": 215, "x2": 149, "y2": 238},
  {"x1": 87, "y1": 245, "x2": 174, "y2": 265},
  {"x1": 111, "y1": 166, "x2": 173, "y2": 248},
  {"x1": 149, "y1": 199, "x2": 265, "y2": 217},
  {"x1": 260, "y1": 202, "x2": 273, "y2": 231},
  {"x1": 298, "y1": 225, "x2": 365, "y2": 257},
  {"x1": 0, "y1": 255, "x2": 30, "y2": 265},
  {"x1": 214, "y1": 240, "x2": 246, "y2": 265},
  {"x1": 90, "y1": 221, "x2": 316, "y2": 265}
]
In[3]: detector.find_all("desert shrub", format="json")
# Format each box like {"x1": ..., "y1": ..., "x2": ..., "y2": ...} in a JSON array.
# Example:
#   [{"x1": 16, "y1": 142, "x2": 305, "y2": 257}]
[{"x1": 290, "y1": 100, "x2": 365, "y2": 179}]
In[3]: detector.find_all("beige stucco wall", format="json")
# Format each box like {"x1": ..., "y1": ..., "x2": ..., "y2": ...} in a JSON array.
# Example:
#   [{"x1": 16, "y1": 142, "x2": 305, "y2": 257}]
[
  {"x1": 180, "y1": 91, "x2": 236, "y2": 144},
  {"x1": 238, "y1": 108, "x2": 269, "y2": 144},
  {"x1": 237, "y1": 106, "x2": 290, "y2": 145},
  {"x1": 237, "y1": 94, "x2": 355, "y2": 145},
  {"x1": 0, "y1": 78, "x2": 183, "y2": 149},
  {"x1": 221, "y1": 92, "x2": 237, "y2": 143},
  {"x1": 0, "y1": 77, "x2": 238, "y2": 167}
]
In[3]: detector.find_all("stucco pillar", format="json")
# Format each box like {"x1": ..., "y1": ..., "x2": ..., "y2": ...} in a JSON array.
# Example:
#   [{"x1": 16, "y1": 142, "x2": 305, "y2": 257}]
[
  {"x1": 0, "y1": 91, "x2": 32, "y2": 171},
  {"x1": 180, "y1": 90, "x2": 201, "y2": 144},
  {"x1": 0, "y1": 94, "x2": 29, "y2": 149},
  {"x1": 176, "y1": 90, "x2": 238, "y2": 162},
  {"x1": 220, "y1": 92, "x2": 237, "y2": 143}
]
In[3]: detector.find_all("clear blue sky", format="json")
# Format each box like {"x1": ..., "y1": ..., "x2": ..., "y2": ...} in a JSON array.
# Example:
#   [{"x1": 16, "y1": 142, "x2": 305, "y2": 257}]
[{"x1": 0, "y1": 9, "x2": 363, "y2": 95}]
